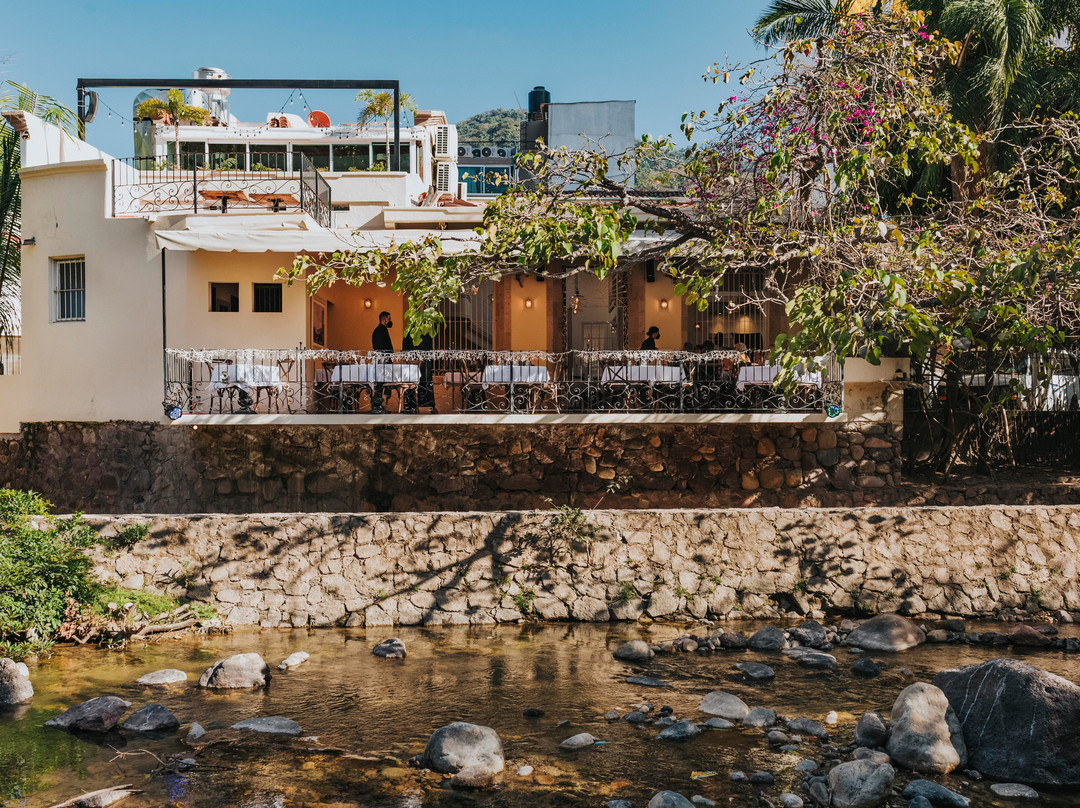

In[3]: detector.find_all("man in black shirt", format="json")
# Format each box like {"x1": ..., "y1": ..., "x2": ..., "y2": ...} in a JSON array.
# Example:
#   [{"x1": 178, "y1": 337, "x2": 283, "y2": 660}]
[
  {"x1": 371, "y1": 311, "x2": 394, "y2": 413},
  {"x1": 640, "y1": 326, "x2": 660, "y2": 350},
  {"x1": 403, "y1": 328, "x2": 437, "y2": 413}
]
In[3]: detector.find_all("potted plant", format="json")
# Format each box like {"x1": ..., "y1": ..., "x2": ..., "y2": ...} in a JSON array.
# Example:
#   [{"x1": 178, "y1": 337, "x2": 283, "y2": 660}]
[{"x1": 135, "y1": 89, "x2": 209, "y2": 166}]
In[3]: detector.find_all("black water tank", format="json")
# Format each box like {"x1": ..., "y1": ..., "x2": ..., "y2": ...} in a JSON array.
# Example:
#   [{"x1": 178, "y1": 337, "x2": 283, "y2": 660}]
[{"x1": 528, "y1": 86, "x2": 550, "y2": 118}]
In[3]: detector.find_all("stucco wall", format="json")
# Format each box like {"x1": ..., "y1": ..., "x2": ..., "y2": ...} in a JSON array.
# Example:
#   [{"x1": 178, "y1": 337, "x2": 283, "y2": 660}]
[
  {"x1": 0, "y1": 420, "x2": 900, "y2": 514},
  {"x1": 86, "y1": 505, "x2": 1080, "y2": 628}
]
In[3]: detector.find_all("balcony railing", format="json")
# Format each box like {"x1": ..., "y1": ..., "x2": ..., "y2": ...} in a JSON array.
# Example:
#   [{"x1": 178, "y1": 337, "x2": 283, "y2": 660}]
[
  {"x1": 0, "y1": 336, "x2": 20, "y2": 376},
  {"x1": 112, "y1": 152, "x2": 331, "y2": 227},
  {"x1": 164, "y1": 348, "x2": 844, "y2": 417}
]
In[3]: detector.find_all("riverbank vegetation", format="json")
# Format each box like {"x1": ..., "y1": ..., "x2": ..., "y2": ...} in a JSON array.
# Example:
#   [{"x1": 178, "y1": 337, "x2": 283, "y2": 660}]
[{"x1": 0, "y1": 489, "x2": 214, "y2": 659}]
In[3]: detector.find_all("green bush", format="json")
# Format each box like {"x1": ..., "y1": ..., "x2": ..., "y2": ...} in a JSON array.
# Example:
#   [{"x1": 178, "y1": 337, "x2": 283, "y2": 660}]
[
  {"x1": 0, "y1": 489, "x2": 51, "y2": 519},
  {"x1": 0, "y1": 516, "x2": 96, "y2": 640}
]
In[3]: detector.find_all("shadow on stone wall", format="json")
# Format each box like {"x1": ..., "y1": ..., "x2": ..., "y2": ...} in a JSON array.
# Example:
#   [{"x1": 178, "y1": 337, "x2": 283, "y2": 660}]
[{"x1": 89, "y1": 505, "x2": 1080, "y2": 628}]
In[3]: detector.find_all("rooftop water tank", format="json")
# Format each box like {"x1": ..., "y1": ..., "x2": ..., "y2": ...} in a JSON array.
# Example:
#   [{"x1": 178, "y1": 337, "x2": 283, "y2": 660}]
[{"x1": 528, "y1": 86, "x2": 550, "y2": 120}]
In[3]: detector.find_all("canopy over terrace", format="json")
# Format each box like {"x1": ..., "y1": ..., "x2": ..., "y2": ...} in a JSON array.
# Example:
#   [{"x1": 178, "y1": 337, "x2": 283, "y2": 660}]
[{"x1": 151, "y1": 213, "x2": 484, "y2": 253}]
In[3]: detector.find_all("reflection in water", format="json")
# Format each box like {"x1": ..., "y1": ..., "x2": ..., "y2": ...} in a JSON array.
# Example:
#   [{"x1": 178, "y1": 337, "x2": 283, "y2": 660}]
[{"x1": 1, "y1": 622, "x2": 1078, "y2": 807}]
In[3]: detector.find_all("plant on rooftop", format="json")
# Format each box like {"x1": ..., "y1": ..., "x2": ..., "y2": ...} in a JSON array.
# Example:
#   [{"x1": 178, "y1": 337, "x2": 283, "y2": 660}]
[
  {"x1": 356, "y1": 89, "x2": 417, "y2": 173},
  {"x1": 135, "y1": 89, "x2": 209, "y2": 167},
  {"x1": 283, "y1": 12, "x2": 1080, "y2": 473}
]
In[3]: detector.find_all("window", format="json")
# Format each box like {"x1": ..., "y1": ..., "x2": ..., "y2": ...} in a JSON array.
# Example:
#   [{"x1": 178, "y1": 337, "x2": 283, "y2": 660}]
[
  {"x1": 52, "y1": 258, "x2": 85, "y2": 322},
  {"x1": 250, "y1": 146, "x2": 287, "y2": 172},
  {"x1": 210, "y1": 282, "x2": 239, "y2": 312},
  {"x1": 253, "y1": 283, "x2": 283, "y2": 313},
  {"x1": 332, "y1": 143, "x2": 370, "y2": 172},
  {"x1": 294, "y1": 144, "x2": 330, "y2": 171}
]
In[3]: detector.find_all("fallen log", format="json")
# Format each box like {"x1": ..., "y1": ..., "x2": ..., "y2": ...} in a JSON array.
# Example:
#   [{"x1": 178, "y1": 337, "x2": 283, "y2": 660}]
[{"x1": 46, "y1": 784, "x2": 140, "y2": 808}]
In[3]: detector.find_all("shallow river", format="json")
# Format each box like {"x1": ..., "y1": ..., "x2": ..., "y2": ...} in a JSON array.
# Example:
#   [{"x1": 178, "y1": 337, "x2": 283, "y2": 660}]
[{"x1": 3, "y1": 622, "x2": 1079, "y2": 807}]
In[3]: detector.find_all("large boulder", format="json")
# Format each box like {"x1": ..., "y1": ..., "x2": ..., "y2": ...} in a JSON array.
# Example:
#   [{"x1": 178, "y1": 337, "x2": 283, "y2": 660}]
[
  {"x1": 372, "y1": 638, "x2": 406, "y2": 658},
  {"x1": 198, "y1": 653, "x2": 271, "y2": 689},
  {"x1": 0, "y1": 658, "x2": 33, "y2": 704},
  {"x1": 120, "y1": 703, "x2": 179, "y2": 733},
  {"x1": 828, "y1": 759, "x2": 895, "y2": 808},
  {"x1": 932, "y1": 657, "x2": 1080, "y2": 785},
  {"x1": 886, "y1": 683, "x2": 966, "y2": 774},
  {"x1": 613, "y1": 640, "x2": 654, "y2": 662},
  {"x1": 422, "y1": 722, "x2": 504, "y2": 777},
  {"x1": 699, "y1": 691, "x2": 749, "y2": 720},
  {"x1": 844, "y1": 614, "x2": 925, "y2": 652},
  {"x1": 45, "y1": 696, "x2": 130, "y2": 732},
  {"x1": 747, "y1": 626, "x2": 786, "y2": 651}
]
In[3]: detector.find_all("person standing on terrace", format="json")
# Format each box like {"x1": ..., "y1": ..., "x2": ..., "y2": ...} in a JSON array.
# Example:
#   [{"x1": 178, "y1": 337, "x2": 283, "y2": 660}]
[
  {"x1": 640, "y1": 326, "x2": 660, "y2": 350},
  {"x1": 371, "y1": 311, "x2": 394, "y2": 414}
]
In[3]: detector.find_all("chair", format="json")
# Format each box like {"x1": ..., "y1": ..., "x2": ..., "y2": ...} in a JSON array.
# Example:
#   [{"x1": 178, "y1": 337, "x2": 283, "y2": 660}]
[
  {"x1": 251, "y1": 357, "x2": 295, "y2": 413},
  {"x1": 531, "y1": 358, "x2": 562, "y2": 413},
  {"x1": 459, "y1": 358, "x2": 486, "y2": 411},
  {"x1": 205, "y1": 358, "x2": 239, "y2": 413}
]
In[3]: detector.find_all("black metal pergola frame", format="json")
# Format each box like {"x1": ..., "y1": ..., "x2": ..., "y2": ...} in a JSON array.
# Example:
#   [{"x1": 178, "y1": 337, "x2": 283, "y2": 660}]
[{"x1": 75, "y1": 77, "x2": 403, "y2": 170}]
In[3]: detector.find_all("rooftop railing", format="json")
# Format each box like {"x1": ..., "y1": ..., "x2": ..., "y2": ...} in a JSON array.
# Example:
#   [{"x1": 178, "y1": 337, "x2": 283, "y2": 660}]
[
  {"x1": 164, "y1": 348, "x2": 844, "y2": 417},
  {"x1": 112, "y1": 151, "x2": 331, "y2": 227}
]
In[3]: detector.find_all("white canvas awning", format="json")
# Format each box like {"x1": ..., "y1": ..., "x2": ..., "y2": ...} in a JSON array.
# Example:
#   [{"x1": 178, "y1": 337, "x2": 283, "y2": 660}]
[{"x1": 152, "y1": 213, "x2": 482, "y2": 254}]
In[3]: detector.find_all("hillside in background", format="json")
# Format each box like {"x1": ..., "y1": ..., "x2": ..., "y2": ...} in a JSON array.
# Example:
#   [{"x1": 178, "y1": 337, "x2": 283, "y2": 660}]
[{"x1": 456, "y1": 108, "x2": 525, "y2": 143}]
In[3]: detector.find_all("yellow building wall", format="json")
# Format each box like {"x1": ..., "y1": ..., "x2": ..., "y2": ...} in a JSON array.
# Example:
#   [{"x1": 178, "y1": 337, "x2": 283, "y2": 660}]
[
  {"x1": 12, "y1": 162, "x2": 165, "y2": 425},
  {"x1": 642, "y1": 271, "x2": 683, "y2": 350},
  {"x1": 509, "y1": 277, "x2": 549, "y2": 352},
  {"x1": 166, "y1": 251, "x2": 307, "y2": 350}
]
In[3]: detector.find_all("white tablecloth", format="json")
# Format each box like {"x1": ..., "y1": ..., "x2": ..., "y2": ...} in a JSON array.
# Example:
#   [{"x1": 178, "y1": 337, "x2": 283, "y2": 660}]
[
  {"x1": 736, "y1": 364, "x2": 822, "y2": 390},
  {"x1": 330, "y1": 363, "x2": 420, "y2": 384},
  {"x1": 601, "y1": 365, "x2": 685, "y2": 384},
  {"x1": 209, "y1": 363, "x2": 283, "y2": 392},
  {"x1": 481, "y1": 365, "x2": 551, "y2": 386}
]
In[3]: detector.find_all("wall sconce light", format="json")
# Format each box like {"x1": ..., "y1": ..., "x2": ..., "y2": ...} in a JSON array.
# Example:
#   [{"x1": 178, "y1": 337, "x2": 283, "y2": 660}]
[
  {"x1": 21, "y1": 237, "x2": 35, "y2": 246},
  {"x1": 659, "y1": 299, "x2": 669, "y2": 310},
  {"x1": 363, "y1": 298, "x2": 373, "y2": 309},
  {"x1": 524, "y1": 298, "x2": 534, "y2": 309}
]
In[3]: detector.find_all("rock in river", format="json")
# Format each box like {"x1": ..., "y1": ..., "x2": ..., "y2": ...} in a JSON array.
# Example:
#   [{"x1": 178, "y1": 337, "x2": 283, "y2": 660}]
[
  {"x1": 135, "y1": 668, "x2": 187, "y2": 686},
  {"x1": 747, "y1": 626, "x2": 786, "y2": 651},
  {"x1": 789, "y1": 620, "x2": 828, "y2": 648},
  {"x1": 372, "y1": 638, "x2": 407, "y2": 658},
  {"x1": 851, "y1": 657, "x2": 882, "y2": 678},
  {"x1": 613, "y1": 640, "x2": 654, "y2": 662},
  {"x1": 787, "y1": 716, "x2": 829, "y2": 740},
  {"x1": 232, "y1": 716, "x2": 303, "y2": 736},
  {"x1": 699, "y1": 691, "x2": 749, "y2": 720},
  {"x1": 828, "y1": 759, "x2": 895, "y2": 808},
  {"x1": 736, "y1": 661, "x2": 774, "y2": 680},
  {"x1": 626, "y1": 675, "x2": 671, "y2": 688},
  {"x1": 278, "y1": 652, "x2": 310, "y2": 670},
  {"x1": 932, "y1": 657, "x2": 1080, "y2": 785},
  {"x1": 657, "y1": 719, "x2": 702, "y2": 741},
  {"x1": 990, "y1": 783, "x2": 1039, "y2": 799},
  {"x1": 422, "y1": 722, "x2": 504, "y2": 776},
  {"x1": 742, "y1": 707, "x2": 777, "y2": 728},
  {"x1": 0, "y1": 658, "x2": 33, "y2": 704},
  {"x1": 198, "y1": 653, "x2": 271, "y2": 689},
  {"x1": 887, "y1": 683, "x2": 966, "y2": 774},
  {"x1": 901, "y1": 780, "x2": 970, "y2": 808},
  {"x1": 844, "y1": 614, "x2": 925, "y2": 652},
  {"x1": 854, "y1": 712, "x2": 889, "y2": 748},
  {"x1": 648, "y1": 791, "x2": 695, "y2": 808},
  {"x1": 559, "y1": 732, "x2": 597, "y2": 750},
  {"x1": 120, "y1": 703, "x2": 180, "y2": 733},
  {"x1": 46, "y1": 696, "x2": 130, "y2": 733}
]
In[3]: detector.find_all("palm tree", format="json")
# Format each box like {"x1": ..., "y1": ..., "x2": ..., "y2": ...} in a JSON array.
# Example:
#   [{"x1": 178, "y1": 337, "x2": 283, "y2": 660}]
[
  {"x1": 356, "y1": 90, "x2": 417, "y2": 171},
  {"x1": 753, "y1": 0, "x2": 865, "y2": 44},
  {"x1": 0, "y1": 81, "x2": 80, "y2": 342},
  {"x1": 912, "y1": 0, "x2": 1044, "y2": 130},
  {"x1": 135, "y1": 89, "x2": 209, "y2": 167}
]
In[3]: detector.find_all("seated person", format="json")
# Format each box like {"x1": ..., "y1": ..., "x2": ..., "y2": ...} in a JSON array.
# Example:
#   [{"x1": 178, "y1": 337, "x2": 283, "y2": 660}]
[{"x1": 640, "y1": 326, "x2": 660, "y2": 350}]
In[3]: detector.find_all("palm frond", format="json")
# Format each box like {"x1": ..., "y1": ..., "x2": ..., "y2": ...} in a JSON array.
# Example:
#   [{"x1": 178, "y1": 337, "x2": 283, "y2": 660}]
[
  {"x1": 753, "y1": 0, "x2": 858, "y2": 44},
  {"x1": 0, "y1": 81, "x2": 80, "y2": 135}
]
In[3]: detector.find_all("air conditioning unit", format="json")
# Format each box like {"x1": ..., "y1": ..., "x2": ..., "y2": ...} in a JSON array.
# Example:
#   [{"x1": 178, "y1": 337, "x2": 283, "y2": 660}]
[
  {"x1": 496, "y1": 146, "x2": 511, "y2": 158},
  {"x1": 433, "y1": 124, "x2": 456, "y2": 160},
  {"x1": 471, "y1": 147, "x2": 482, "y2": 158},
  {"x1": 481, "y1": 146, "x2": 493, "y2": 158},
  {"x1": 436, "y1": 162, "x2": 457, "y2": 193},
  {"x1": 457, "y1": 145, "x2": 468, "y2": 158}
]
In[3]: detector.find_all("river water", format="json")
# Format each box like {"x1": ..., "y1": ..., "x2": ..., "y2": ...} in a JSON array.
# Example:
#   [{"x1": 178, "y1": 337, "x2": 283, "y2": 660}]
[{"x1": 3, "y1": 622, "x2": 1079, "y2": 807}]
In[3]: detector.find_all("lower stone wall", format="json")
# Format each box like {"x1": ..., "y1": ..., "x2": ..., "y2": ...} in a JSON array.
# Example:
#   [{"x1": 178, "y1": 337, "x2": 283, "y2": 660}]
[
  {"x1": 0, "y1": 420, "x2": 901, "y2": 513},
  {"x1": 87, "y1": 505, "x2": 1080, "y2": 628}
]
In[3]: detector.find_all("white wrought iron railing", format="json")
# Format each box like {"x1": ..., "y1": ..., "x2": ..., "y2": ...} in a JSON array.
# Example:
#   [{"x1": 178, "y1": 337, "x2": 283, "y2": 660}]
[{"x1": 164, "y1": 348, "x2": 844, "y2": 417}]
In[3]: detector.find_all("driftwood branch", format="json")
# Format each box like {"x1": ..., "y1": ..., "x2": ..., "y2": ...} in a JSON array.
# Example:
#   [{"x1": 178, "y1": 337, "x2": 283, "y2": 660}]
[{"x1": 45, "y1": 784, "x2": 140, "y2": 808}]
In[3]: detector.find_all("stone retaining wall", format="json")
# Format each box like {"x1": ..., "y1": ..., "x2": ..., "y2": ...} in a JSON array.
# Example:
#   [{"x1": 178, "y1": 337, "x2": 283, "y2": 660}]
[
  {"x1": 87, "y1": 505, "x2": 1080, "y2": 628},
  {"x1": 0, "y1": 420, "x2": 901, "y2": 513}
]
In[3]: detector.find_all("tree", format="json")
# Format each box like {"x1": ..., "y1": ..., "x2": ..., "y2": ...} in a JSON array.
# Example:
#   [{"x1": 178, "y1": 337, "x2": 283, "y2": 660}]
[
  {"x1": 282, "y1": 13, "x2": 1080, "y2": 471},
  {"x1": 356, "y1": 90, "x2": 417, "y2": 171},
  {"x1": 456, "y1": 108, "x2": 525, "y2": 144},
  {"x1": 134, "y1": 89, "x2": 209, "y2": 166},
  {"x1": 1, "y1": 81, "x2": 80, "y2": 341}
]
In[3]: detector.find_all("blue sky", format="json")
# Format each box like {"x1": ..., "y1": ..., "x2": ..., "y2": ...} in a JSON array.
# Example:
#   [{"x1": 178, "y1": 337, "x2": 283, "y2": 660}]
[{"x1": 3, "y1": 0, "x2": 767, "y2": 157}]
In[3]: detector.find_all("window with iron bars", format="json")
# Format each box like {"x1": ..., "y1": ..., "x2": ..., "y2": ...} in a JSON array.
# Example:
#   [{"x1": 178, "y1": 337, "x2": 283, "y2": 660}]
[
  {"x1": 52, "y1": 258, "x2": 86, "y2": 323},
  {"x1": 683, "y1": 268, "x2": 771, "y2": 354}
]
